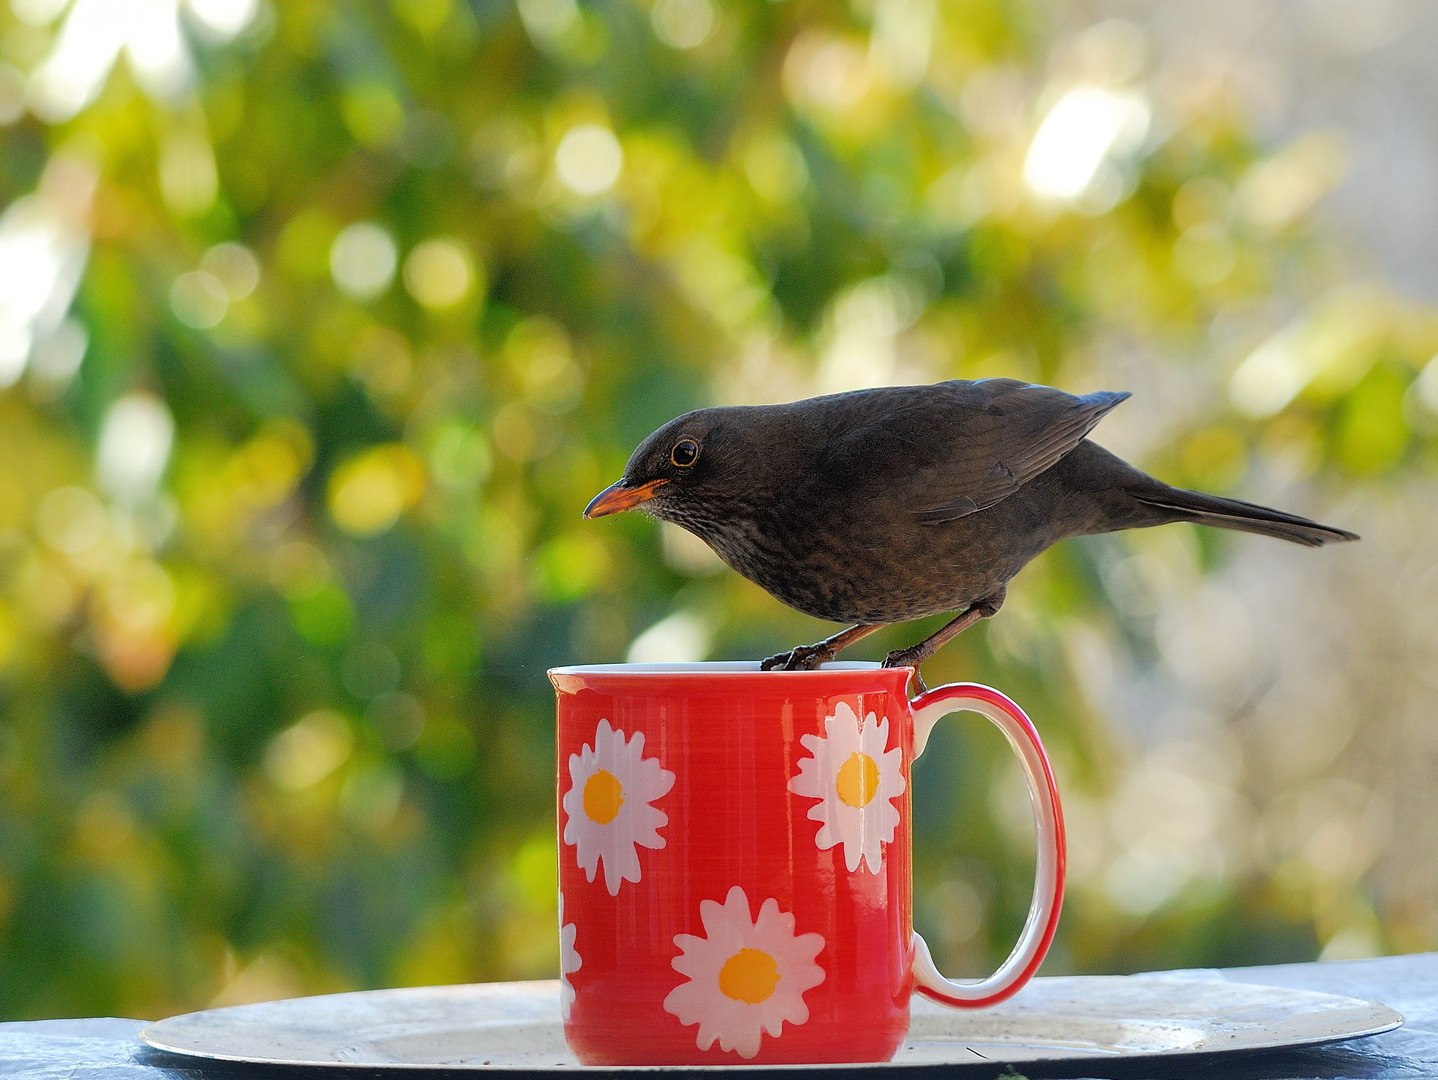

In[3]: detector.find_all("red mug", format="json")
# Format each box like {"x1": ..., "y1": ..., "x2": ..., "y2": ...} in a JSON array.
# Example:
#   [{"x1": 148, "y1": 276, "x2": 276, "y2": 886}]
[{"x1": 549, "y1": 662, "x2": 1065, "y2": 1065}]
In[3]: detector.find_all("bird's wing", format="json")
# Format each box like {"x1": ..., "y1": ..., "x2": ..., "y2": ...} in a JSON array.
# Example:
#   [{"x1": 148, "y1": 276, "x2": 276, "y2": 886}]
[{"x1": 835, "y1": 380, "x2": 1131, "y2": 524}]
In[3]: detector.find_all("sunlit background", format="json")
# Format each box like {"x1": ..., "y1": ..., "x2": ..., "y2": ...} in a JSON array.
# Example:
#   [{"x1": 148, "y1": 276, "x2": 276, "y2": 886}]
[{"x1": 0, "y1": 0, "x2": 1435, "y2": 1020}]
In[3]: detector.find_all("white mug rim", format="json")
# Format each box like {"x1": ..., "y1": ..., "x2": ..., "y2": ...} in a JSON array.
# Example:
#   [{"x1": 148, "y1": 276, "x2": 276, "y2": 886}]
[{"x1": 549, "y1": 660, "x2": 892, "y2": 676}]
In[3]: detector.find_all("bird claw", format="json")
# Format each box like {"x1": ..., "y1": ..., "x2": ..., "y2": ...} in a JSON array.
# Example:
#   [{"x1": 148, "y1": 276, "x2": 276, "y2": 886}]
[
  {"x1": 760, "y1": 643, "x2": 835, "y2": 671},
  {"x1": 881, "y1": 646, "x2": 924, "y2": 669},
  {"x1": 881, "y1": 649, "x2": 929, "y2": 695}
]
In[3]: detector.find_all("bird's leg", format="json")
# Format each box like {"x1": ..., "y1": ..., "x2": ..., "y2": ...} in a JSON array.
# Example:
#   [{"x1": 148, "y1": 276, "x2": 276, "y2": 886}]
[
  {"x1": 881, "y1": 590, "x2": 1007, "y2": 673},
  {"x1": 761, "y1": 623, "x2": 884, "y2": 671}
]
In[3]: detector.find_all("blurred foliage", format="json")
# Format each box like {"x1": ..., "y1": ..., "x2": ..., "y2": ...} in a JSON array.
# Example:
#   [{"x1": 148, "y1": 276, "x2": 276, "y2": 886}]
[{"x1": 0, "y1": 0, "x2": 1436, "y2": 1020}]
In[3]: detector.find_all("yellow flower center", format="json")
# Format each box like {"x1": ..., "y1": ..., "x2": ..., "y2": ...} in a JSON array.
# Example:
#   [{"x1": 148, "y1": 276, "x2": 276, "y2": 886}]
[
  {"x1": 718, "y1": 947, "x2": 779, "y2": 1004},
  {"x1": 582, "y1": 769, "x2": 624, "y2": 824},
  {"x1": 835, "y1": 751, "x2": 880, "y2": 808}
]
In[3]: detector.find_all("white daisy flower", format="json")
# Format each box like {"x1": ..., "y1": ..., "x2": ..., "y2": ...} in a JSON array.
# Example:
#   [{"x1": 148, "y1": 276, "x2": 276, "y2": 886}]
[
  {"x1": 559, "y1": 891, "x2": 581, "y2": 1021},
  {"x1": 787, "y1": 701, "x2": 906, "y2": 873},
  {"x1": 662, "y1": 885, "x2": 826, "y2": 1060},
  {"x1": 561, "y1": 719, "x2": 675, "y2": 895}
]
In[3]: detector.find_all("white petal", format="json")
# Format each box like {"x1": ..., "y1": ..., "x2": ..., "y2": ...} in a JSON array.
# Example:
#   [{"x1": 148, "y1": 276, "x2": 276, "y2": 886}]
[
  {"x1": 753, "y1": 897, "x2": 792, "y2": 941},
  {"x1": 662, "y1": 979, "x2": 707, "y2": 1024},
  {"x1": 728, "y1": 1025, "x2": 762, "y2": 1059}
]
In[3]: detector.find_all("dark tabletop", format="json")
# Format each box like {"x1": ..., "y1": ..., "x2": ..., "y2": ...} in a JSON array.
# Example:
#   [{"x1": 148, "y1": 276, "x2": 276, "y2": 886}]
[{"x1": 2, "y1": 953, "x2": 1436, "y2": 1080}]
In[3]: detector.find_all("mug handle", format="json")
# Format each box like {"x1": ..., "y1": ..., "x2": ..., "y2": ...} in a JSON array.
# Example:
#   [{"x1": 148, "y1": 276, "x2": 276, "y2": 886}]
[{"x1": 906, "y1": 682, "x2": 1066, "y2": 1008}]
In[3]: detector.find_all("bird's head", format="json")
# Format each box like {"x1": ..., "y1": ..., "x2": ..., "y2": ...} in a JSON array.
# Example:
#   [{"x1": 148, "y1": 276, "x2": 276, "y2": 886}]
[{"x1": 584, "y1": 408, "x2": 749, "y2": 524}]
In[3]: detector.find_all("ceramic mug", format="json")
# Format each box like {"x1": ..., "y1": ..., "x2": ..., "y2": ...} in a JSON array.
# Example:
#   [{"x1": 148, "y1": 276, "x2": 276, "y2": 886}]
[{"x1": 549, "y1": 662, "x2": 1065, "y2": 1066}]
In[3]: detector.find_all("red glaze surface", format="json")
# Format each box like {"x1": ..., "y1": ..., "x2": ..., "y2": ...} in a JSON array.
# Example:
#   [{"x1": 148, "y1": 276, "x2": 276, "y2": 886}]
[{"x1": 550, "y1": 664, "x2": 1061, "y2": 1066}]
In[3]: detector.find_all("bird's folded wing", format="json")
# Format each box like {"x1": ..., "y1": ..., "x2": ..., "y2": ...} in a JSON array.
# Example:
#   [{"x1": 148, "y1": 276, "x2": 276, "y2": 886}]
[{"x1": 882, "y1": 381, "x2": 1131, "y2": 523}]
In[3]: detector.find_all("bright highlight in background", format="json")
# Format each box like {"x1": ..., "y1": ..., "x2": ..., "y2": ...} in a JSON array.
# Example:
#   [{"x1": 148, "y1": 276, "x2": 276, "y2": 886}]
[
  {"x1": 201, "y1": 242, "x2": 260, "y2": 300},
  {"x1": 265, "y1": 710, "x2": 353, "y2": 791},
  {"x1": 10, "y1": 0, "x2": 69, "y2": 23},
  {"x1": 403, "y1": 239, "x2": 475, "y2": 309},
  {"x1": 651, "y1": 0, "x2": 714, "y2": 50},
  {"x1": 1023, "y1": 86, "x2": 1150, "y2": 201},
  {"x1": 626, "y1": 610, "x2": 712, "y2": 664},
  {"x1": 555, "y1": 124, "x2": 623, "y2": 196},
  {"x1": 517, "y1": 0, "x2": 579, "y2": 45},
  {"x1": 0, "y1": 154, "x2": 93, "y2": 388},
  {"x1": 169, "y1": 270, "x2": 228, "y2": 328},
  {"x1": 330, "y1": 223, "x2": 398, "y2": 300},
  {"x1": 27, "y1": 0, "x2": 255, "y2": 122},
  {"x1": 327, "y1": 444, "x2": 426, "y2": 537},
  {"x1": 189, "y1": 0, "x2": 259, "y2": 38},
  {"x1": 97, "y1": 392, "x2": 175, "y2": 503}
]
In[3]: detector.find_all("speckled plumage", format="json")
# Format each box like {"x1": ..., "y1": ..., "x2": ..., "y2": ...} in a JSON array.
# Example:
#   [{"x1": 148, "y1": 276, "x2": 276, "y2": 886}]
[{"x1": 590, "y1": 379, "x2": 1357, "y2": 669}]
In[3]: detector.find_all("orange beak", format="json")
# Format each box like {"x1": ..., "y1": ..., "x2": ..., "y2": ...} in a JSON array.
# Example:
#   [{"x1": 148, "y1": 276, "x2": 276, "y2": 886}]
[{"x1": 583, "y1": 478, "x2": 669, "y2": 518}]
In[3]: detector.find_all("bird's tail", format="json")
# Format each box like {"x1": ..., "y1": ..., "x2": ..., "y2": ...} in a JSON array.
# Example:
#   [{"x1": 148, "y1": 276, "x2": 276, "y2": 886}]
[{"x1": 1131, "y1": 486, "x2": 1359, "y2": 547}]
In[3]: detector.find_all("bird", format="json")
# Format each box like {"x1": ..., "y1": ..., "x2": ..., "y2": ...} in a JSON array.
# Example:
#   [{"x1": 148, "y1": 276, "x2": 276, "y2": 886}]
[{"x1": 583, "y1": 379, "x2": 1358, "y2": 678}]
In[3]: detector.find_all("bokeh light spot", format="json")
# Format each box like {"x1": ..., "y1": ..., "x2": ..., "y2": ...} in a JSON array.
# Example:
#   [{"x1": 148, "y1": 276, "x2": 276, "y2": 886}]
[
  {"x1": 265, "y1": 710, "x2": 354, "y2": 791},
  {"x1": 1024, "y1": 87, "x2": 1150, "y2": 202},
  {"x1": 10, "y1": 0, "x2": 68, "y2": 25},
  {"x1": 784, "y1": 32, "x2": 872, "y2": 114},
  {"x1": 868, "y1": 0, "x2": 934, "y2": 89},
  {"x1": 403, "y1": 238, "x2": 477, "y2": 309},
  {"x1": 330, "y1": 223, "x2": 398, "y2": 300},
  {"x1": 651, "y1": 0, "x2": 713, "y2": 50},
  {"x1": 201, "y1": 242, "x2": 261, "y2": 301},
  {"x1": 555, "y1": 124, "x2": 623, "y2": 196},
  {"x1": 189, "y1": 0, "x2": 259, "y2": 38},
  {"x1": 170, "y1": 270, "x2": 229, "y2": 328},
  {"x1": 626, "y1": 610, "x2": 711, "y2": 663},
  {"x1": 518, "y1": 0, "x2": 579, "y2": 45},
  {"x1": 97, "y1": 393, "x2": 174, "y2": 502},
  {"x1": 327, "y1": 443, "x2": 426, "y2": 536}
]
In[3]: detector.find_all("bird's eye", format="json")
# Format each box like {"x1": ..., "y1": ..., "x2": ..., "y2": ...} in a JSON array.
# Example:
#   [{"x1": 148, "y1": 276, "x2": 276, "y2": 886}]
[{"x1": 670, "y1": 438, "x2": 699, "y2": 467}]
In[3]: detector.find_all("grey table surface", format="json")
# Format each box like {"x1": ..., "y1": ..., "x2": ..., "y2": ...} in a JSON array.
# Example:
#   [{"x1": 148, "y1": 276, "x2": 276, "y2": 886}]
[{"x1": 2, "y1": 952, "x2": 1436, "y2": 1079}]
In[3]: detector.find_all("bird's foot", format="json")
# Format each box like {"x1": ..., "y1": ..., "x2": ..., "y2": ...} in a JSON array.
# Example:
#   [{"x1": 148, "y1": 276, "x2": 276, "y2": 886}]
[
  {"x1": 760, "y1": 641, "x2": 836, "y2": 671},
  {"x1": 880, "y1": 594, "x2": 1005, "y2": 695},
  {"x1": 879, "y1": 649, "x2": 929, "y2": 695},
  {"x1": 881, "y1": 644, "x2": 928, "y2": 670},
  {"x1": 760, "y1": 624, "x2": 884, "y2": 672}
]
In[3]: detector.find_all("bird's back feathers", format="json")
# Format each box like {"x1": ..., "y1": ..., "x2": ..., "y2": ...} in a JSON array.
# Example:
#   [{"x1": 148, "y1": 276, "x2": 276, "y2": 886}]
[{"x1": 804, "y1": 380, "x2": 1131, "y2": 523}]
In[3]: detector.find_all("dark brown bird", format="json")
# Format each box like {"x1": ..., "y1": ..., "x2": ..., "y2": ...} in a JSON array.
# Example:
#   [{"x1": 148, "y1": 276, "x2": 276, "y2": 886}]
[{"x1": 584, "y1": 379, "x2": 1357, "y2": 675}]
